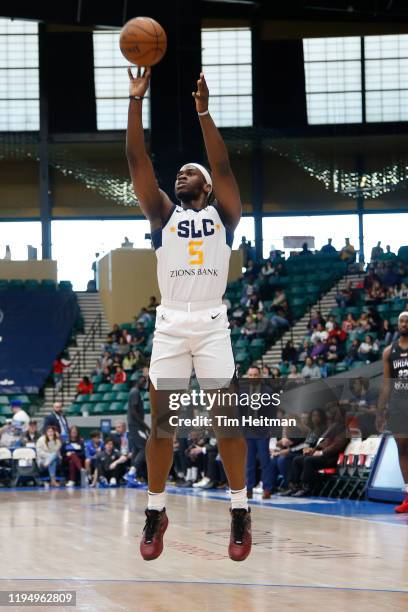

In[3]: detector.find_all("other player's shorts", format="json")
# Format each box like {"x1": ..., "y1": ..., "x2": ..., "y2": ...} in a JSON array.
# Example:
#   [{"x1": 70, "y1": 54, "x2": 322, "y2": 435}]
[
  {"x1": 149, "y1": 299, "x2": 235, "y2": 390},
  {"x1": 387, "y1": 399, "x2": 408, "y2": 435}
]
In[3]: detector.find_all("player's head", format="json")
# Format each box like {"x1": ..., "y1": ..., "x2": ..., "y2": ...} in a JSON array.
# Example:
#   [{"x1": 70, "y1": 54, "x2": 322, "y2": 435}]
[
  {"x1": 175, "y1": 163, "x2": 212, "y2": 204},
  {"x1": 398, "y1": 312, "x2": 408, "y2": 336}
]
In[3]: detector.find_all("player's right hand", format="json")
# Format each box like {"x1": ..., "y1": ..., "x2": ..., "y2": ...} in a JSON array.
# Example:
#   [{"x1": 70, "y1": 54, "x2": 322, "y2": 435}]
[{"x1": 128, "y1": 66, "x2": 151, "y2": 98}]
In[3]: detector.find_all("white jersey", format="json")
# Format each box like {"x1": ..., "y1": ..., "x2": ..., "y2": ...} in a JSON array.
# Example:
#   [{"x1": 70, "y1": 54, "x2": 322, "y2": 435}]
[{"x1": 151, "y1": 203, "x2": 233, "y2": 302}]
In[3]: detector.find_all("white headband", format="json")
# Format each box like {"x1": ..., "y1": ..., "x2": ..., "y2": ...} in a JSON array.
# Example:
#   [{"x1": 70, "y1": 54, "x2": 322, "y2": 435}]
[
  {"x1": 399, "y1": 311, "x2": 408, "y2": 321},
  {"x1": 187, "y1": 163, "x2": 213, "y2": 192}
]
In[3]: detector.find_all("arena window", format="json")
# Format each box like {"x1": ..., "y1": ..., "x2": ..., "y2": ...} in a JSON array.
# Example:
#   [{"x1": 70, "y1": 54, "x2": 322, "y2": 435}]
[
  {"x1": 303, "y1": 37, "x2": 363, "y2": 125},
  {"x1": 93, "y1": 30, "x2": 150, "y2": 130},
  {"x1": 201, "y1": 27, "x2": 253, "y2": 128},
  {"x1": 365, "y1": 34, "x2": 408, "y2": 122},
  {"x1": 0, "y1": 18, "x2": 39, "y2": 131}
]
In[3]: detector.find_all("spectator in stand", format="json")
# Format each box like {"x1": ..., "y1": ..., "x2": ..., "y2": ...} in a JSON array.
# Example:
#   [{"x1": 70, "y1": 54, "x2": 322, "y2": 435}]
[
  {"x1": 364, "y1": 267, "x2": 381, "y2": 292},
  {"x1": 244, "y1": 259, "x2": 258, "y2": 278},
  {"x1": 320, "y1": 238, "x2": 337, "y2": 254},
  {"x1": 241, "y1": 314, "x2": 257, "y2": 338},
  {"x1": 269, "y1": 307, "x2": 290, "y2": 333},
  {"x1": 110, "y1": 324, "x2": 121, "y2": 343},
  {"x1": 113, "y1": 365, "x2": 127, "y2": 385},
  {"x1": 43, "y1": 402, "x2": 69, "y2": 438},
  {"x1": 298, "y1": 340, "x2": 311, "y2": 362},
  {"x1": 246, "y1": 293, "x2": 264, "y2": 312},
  {"x1": 85, "y1": 430, "x2": 104, "y2": 486},
  {"x1": 52, "y1": 354, "x2": 70, "y2": 390},
  {"x1": 117, "y1": 337, "x2": 130, "y2": 357},
  {"x1": 368, "y1": 280, "x2": 385, "y2": 303},
  {"x1": 342, "y1": 313, "x2": 357, "y2": 333},
  {"x1": 11, "y1": 400, "x2": 30, "y2": 432},
  {"x1": 261, "y1": 260, "x2": 275, "y2": 278},
  {"x1": 122, "y1": 350, "x2": 138, "y2": 372},
  {"x1": 101, "y1": 367, "x2": 112, "y2": 384},
  {"x1": 270, "y1": 289, "x2": 287, "y2": 309},
  {"x1": 325, "y1": 337, "x2": 341, "y2": 364},
  {"x1": 100, "y1": 351, "x2": 113, "y2": 371},
  {"x1": 310, "y1": 339, "x2": 327, "y2": 360},
  {"x1": 287, "y1": 403, "x2": 348, "y2": 497},
  {"x1": 24, "y1": 420, "x2": 40, "y2": 448},
  {"x1": 328, "y1": 322, "x2": 347, "y2": 344},
  {"x1": 345, "y1": 339, "x2": 361, "y2": 367},
  {"x1": 310, "y1": 323, "x2": 328, "y2": 344},
  {"x1": 262, "y1": 365, "x2": 272, "y2": 378},
  {"x1": 382, "y1": 244, "x2": 396, "y2": 260},
  {"x1": 301, "y1": 357, "x2": 322, "y2": 379},
  {"x1": 136, "y1": 308, "x2": 152, "y2": 326},
  {"x1": 132, "y1": 323, "x2": 146, "y2": 348},
  {"x1": 282, "y1": 340, "x2": 297, "y2": 364},
  {"x1": 97, "y1": 437, "x2": 129, "y2": 487},
  {"x1": 317, "y1": 357, "x2": 329, "y2": 378},
  {"x1": 239, "y1": 236, "x2": 251, "y2": 267},
  {"x1": 112, "y1": 421, "x2": 131, "y2": 470},
  {"x1": 308, "y1": 310, "x2": 325, "y2": 330},
  {"x1": 287, "y1": 364, "x2": 303, "y2": 380},
  {"x1": 348, "y1": 377, "x2": 378, "y2": 437},
  {"x1": 370, "y1": 241, "x2": 383, "y2": 262},
  {"x1": 379, "y1": 319, "x2": 398, "y2": 346},
  {"x1": 76, "y1": 376, "x2": 93, "y2": 396},
  {"x1": 340, "y1": 238, "x2": 356, "y2": 263},
  {"x1": 255, "y1": 311, "x2": 271, "y2": 341},
  {"x1": 272, "y1": 367, "x2": 281, "y2": 379},
  {"x1": 358, "y1": 334, "x2": 380, "y2": 363},
  {"x1": 356, "y1": 312, "x2": 372, "y2": 334},
  {"x1": 36, "y1": 426, "x2": 61, "y2": 487},
  {"x1": 380, "y1": 262, "x2": 400, "y2": 289},
  {"x1": 146, "y1": 296, "x2": 158, "y2": 316},
  {"x1": 335, "y1": 281, "x2": 355, "y2": 308},
  {"x1": 299, "y1": 242, "x2": 313, "y2": 256},
  {"x1": 325, "y1": 315, "x2": 337, "y2": 332},
  {"x1": 121, "y1": 328, "x2": 133, "y2": 344},
  {"x1": 62, "y1": 425, "x2": 85, "y2": 487}
]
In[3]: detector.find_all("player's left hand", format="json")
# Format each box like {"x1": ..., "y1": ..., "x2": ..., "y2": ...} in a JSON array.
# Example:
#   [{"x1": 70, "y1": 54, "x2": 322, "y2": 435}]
[{"x1": 192, "y1": 72, "x2": 209, "y2": 113}]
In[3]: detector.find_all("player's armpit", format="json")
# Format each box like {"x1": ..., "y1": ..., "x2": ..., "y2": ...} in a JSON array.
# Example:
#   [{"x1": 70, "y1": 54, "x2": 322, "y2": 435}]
[{"x1": 212, "y1": 169, "x2": 242, "y2": 231}]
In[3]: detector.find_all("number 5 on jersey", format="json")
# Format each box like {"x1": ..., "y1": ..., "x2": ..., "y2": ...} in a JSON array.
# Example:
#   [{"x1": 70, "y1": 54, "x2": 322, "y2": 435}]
[{"x1": 188, "y1": 240, "x2": 204, "y2": 265}]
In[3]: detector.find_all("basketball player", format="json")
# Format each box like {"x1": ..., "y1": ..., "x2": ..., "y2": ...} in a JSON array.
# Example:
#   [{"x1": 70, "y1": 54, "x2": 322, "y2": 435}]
[
  {"x1": 126, "y1": 67, "x2": 251, "y2": 561},
  {"x1": 377, "y1": 311, "x2": 408, "y2": 513}
]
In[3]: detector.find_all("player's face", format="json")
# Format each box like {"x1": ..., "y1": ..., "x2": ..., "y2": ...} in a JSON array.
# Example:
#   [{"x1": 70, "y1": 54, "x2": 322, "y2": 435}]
[
  {"x1": 175, "y1": 165, "x2": 207, "y2": 201},
  {"x1": 398, "y1": 316, "x2": 408, "y2": 336}
]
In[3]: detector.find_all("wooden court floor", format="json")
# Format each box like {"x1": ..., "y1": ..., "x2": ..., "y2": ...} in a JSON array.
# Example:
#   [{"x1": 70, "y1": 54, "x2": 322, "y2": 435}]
[{"x1": 0, "y1": 487, "x2": 408, "y2": 611}]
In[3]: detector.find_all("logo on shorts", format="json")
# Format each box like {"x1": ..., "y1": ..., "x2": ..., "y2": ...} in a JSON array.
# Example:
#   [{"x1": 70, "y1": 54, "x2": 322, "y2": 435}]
[{"x1": 211, "y1": 313, "x2": 220, "y2": 319}]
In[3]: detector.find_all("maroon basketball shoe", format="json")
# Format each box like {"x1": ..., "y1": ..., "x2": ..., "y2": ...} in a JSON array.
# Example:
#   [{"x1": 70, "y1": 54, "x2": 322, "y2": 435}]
[
  {"x1": 140, "y1": 508, "x2": 169, "y2": 560},
  {"x1": 228, "y1": 508, "x2": 252, "y2": 562}
]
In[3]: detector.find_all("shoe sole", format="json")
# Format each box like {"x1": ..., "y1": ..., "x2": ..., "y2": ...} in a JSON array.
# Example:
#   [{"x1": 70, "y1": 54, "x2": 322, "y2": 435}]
[{"x1": 140, "y1": 514, "x2": 169, "y2": 561}]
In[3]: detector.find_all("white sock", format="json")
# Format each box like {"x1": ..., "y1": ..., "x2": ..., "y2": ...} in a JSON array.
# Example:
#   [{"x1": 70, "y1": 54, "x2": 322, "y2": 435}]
[
  {"x1": 230, "y1": 487, "x2": 248, "y2": 510},
  {"x1": 191, "y1": 467, "x2": 198, "y2": 481},
  {"x1": 186, "y1": 468, "x2": 192, "y2": 481},
  {"x1": 128, "y1": 467, "x2": 136, "y2": 476},
  {"x1": 403, "y1": 483, "x2": 408, "y2": 493},
  {"x1": 147, "y1": 490, "x2": 166, "y2": 511}
]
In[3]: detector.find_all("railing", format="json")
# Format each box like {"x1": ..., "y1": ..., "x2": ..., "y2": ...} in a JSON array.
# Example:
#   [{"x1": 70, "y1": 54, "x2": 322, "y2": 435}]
[{"x1": 52, "y1": 313, "x2": 103, "y2": 404}]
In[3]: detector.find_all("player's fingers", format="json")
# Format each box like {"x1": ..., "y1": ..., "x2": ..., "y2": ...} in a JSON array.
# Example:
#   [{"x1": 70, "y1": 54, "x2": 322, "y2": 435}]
[
  {"x1": 144, "y1": 67, "x2": 151, "y2": 79},
  {"x1": 127, "y1": 67, "x2": 134, "y2": 80},
  {"x1": 137, "y1": 66, "x2": 141, "y2": 78}
]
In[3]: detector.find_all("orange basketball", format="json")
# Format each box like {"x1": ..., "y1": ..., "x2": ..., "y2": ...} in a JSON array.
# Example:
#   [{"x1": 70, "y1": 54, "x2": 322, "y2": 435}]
[{"x1": 119, "y1": 17, "x2": 167, "y2": 67}]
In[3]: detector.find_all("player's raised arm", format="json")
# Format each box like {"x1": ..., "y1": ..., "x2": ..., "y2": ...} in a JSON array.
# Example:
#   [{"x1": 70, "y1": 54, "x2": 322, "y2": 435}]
[
  {"x1": 376, "y1": 345, "x2": 392, "y2": 431},
  {"x1": 193, "y1": 73, "x2": 242, "y2": 230},
  {"x1": 126, "y1": 67, "x2": 173, "y2": 227}
]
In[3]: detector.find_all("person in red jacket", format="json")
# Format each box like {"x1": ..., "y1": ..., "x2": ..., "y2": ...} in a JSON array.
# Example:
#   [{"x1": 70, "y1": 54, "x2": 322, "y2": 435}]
[
  {"x1": 113, "y1": 366, "x2": 127, "y2": 385},
  {"x1": 77, "y1": 376, "x2": 94, "y2": 395}
]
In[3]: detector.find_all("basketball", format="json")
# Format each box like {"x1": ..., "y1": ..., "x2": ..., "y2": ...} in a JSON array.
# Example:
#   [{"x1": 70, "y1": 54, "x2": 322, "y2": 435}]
[{"x1": 119, "y1": 17, "x2": 167, "y2": 67}]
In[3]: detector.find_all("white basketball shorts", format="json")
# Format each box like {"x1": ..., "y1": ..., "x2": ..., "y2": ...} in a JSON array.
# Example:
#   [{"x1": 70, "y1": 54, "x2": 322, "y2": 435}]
[{"x1": 149, "y1": 299, "x2": 235, "y2": 390}]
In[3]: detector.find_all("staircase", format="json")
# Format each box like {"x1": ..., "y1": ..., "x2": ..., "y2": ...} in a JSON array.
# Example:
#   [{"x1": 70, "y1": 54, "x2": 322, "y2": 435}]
[
  {"x1": 260, "y1": 273, "x2": 363, "y2": 368},
  {"x1": 36, "y1": 293, "x2": 111, "y2": 416}
]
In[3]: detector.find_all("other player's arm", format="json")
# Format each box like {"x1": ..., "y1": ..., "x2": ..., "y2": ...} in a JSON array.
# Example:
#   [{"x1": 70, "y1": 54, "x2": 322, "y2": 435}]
[
  {"x1": 376, "y1": 345, "x2": 392, "y2": 431},
  {"x1": 126, "y1": 67, "x2": 173, "y2": 229},
  {"x1": 193, "y1": 73, "x2": 241, "y2": 230}
]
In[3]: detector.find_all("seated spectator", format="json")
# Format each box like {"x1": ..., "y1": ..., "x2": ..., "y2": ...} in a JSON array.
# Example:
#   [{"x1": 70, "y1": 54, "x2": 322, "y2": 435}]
[
  {"x1": 340, "y1": 238, "x2": 356, "y2": 263},
  {"x1": 146, "y1": 296, "x2": 158, "y2": 316},
  {"x1": 101, "y1": 367, "x2": 112, "y2": 384},
  {"x1": 301, "y1": 357, "x2": 322, "y2": 379},
  {"x1": 110, "y1": 324, "x2": 122, "y2": 343},
  {"x1": 11, "y1": 400, "x2": 30, "y2": 432},
  {"x1": 286, "y1": 403, "x2": 348, "y2": 496},
  {"x1": 121, "y1": 328, "x2": 133, "y2": 344},
  {"x1": 52, "y1": 354, "x2": 70, "y2": 390},
  {"x1": 136, "y1": 308, "x2": 152, "y2": 326},
  {"x1": 255, "y1": 311, "x2": 271, "y2": 340},
  {"x1": 326, "y1": 337, "x2": 341, "y2": 363},
  {"x1": 282, "y1": 340, "x2": 297, "y2": 364},
  {"x1": 368, "y1": 280, "x2": 385, "y2": 302},
  {"x1": 269, "y1": 307, "x2": 290, "y2": 332},
  {"x1": 113, "y1": 366, "x2": 127, "y2": 385},
  {"x1": 342, "y1": 313, "x2": 357, "y2": 333},
  {"x1": 345, "y1": 339, "x2": 361, "y2": 367},
  {"x1": 36, "y1": 426, "x2": 61, "y2": 487},
  {"x1": 62, "y1": 425, "x2": 85, "y2": 487},
  {"x1": 122, "y1": 350, "x2": 138, "y2": 372},
  {"x1": 287, "y1": 364, "x2": 303, "y2": 380},
  {"x1": 85, "y1": 430, "x2": 104, "y2": 486},
  {"x1": 97, "y1": 437, "x2": 130, "y2": 487},
  {"x1": 299, "y1": 242, "x2": 313, "y2": 256},
  {"x1": 370, "y1": 241, "x2": 383, "y2": 262},
  {"x1": 335, "y1": 281, "x2": 355, "y2": 308},
  {"x1": 349, "y1": 377, "x2": 378, "y2": 437},
  {"x1": 358, "y1": 334, "x2": 380, "y2": 362},
  {"x1": 0, "y1": 420, "x2": 24, "y2": 449},
  {"x1": 24, "y1": 420, "x2": 40, "y2": 448},
  {"x1": 317, "y1": 356, "x2": 329, "y2": 377},
  {"x1": 308, "y1": 309, "x2": 325, "y2": 330},
  {"x1": 246, "y1": 293, "x2": 264, "y2": 312},
  {"x1": 328, "y1": 322, "x2": 347, "y2": 344},
  {"x1": 262, "y1": 364, "x2": 272, "y2": 378},
  {"x1": 356, "y1": 312, "x2": 372, "y2": 333},
  {"x1": 379, "y1": 319, "x2": 398, "y2": 346},
  {"x1": 310, "y1": 323, "x2": 328, "y2": 344},
  {"x1": 325, "y1": 315, "x2": 336, "y2": 332},
  {"x1": 364, "y1": 267, "x2": 380, "y2": 292},
  {"x1": 399, "y1": 283, "x2": 408, "y2": 300},
  {"x1": 297, "y1": 340, "x2": 311, "y2": 363},
  {"x1": 310, "y1": 340, "x2": 327, "y2": 360},
  {"x1": 132, "y1": 323, "x2": 146, "y2": 347},
  {"x1": 241, "y1": 314, "x2": 257, "y2": 338},
  {"x1": 117, "y1": 337, "x2": 130, "y2": 357},
  {"x1": 320, "y1": 238, "x2": 337, "y2": 254},
  {"x1": 271, "y1": 367, "x2": 281, "y2": 379},
  {"x1": 77, "y1": 376, "x2": 93, "y2": 396},
  {"x1": 261, "y1": 260, "x2": 275, "y2": 278}
]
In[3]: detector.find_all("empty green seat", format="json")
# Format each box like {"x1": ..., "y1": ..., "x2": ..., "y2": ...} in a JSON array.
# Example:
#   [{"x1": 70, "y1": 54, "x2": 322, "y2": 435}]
[
  {"x1": 109, "y1": 401, "x2": 127, "y2": 413},
  {"x1": 8, "y1": 279, "x2": 24, "y2": 289},
  {"x1": 76, "y1": 394, "x2": 90, "y2": 403},
  {"x1": 92, "y1": 402, "x2": 109, "y2": 414},
  {"x1": 0, "y1": 396, "x2": 9, "y2": 405},
  {"x1": 25, "y1": 279, "x2": 40, "y2": 290},
  {"x1": 0, "y1": 405, "x2": 12, "y2": 416},
  {"x1": 116, "y1": 391, "x2": 129, "y2": 401},
  {"x1": 97, "y1": 383, "x2": 113, "y2": 392},
  {"x1": 91, "y1": 374, "x2": 103, "y2": 384},
  {"x1": 80, "y1": 403, "x2": 93, "y2": 414},
  {"x1": 40, "y1": 279, "x2": 57, "y2": 290},
  {"x1": 59, "y1": 280, "x2": 73, "y2": 291},
  {"x1": 65, "y1": 404, "x2": 82, "y2": 416},
  {"x1": 89, "y1": 393, "x2": 104, "y2": 403},
  {"x1": 102, "y1": 392, "x2": 116, "y2": 402},
  {"x1": 112, "y1": 383, "x2": 128, "y2": 391}
]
